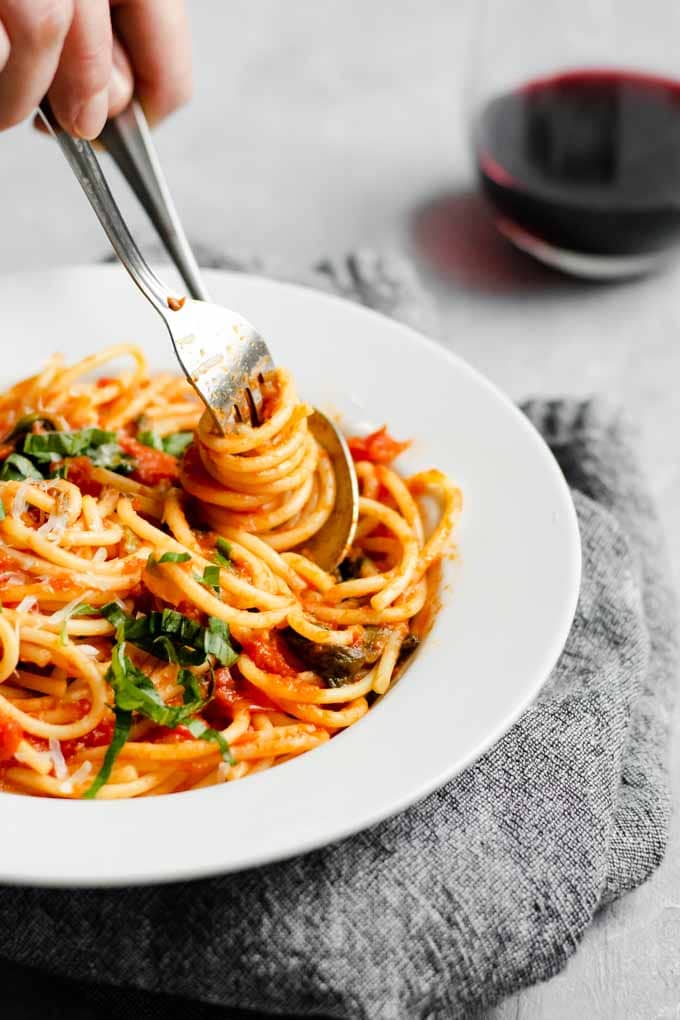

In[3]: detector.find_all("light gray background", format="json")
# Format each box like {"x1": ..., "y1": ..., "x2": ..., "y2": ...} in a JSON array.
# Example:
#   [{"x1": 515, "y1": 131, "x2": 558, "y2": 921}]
[{"x1": 0, "y1": 2, "x2": 678, "y2": 1017}]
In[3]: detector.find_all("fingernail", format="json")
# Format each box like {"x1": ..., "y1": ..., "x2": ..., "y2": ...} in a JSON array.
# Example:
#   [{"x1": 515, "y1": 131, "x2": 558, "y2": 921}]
[
  {"x1": 0, "y1": 26, "x2": 9, "y2": 74},
  {"x1": 108, "y1": 64, "x2": 131, "y2": 111},
  {"x1": 73, "y1": 87, "x2": 109, "y2": 140}
]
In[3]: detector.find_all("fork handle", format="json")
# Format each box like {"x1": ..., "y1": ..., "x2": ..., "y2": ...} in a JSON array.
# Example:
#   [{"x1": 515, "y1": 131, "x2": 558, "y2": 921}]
[
  {"x1": 38, "y1": 98, "x2": 174, "y2": 318},
  {"x1": 99, "y1": 100, "x2": 210, "y2": 303}
]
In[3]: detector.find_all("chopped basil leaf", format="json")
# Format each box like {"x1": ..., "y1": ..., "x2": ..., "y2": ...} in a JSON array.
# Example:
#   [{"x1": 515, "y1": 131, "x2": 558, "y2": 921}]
[
  {"x1": 99, "y1": 603, "x2": 238, "y2": 667},
  {"x1": 159, "y1": 551, "x2": 191, "y2": 563},
  {"x1": 106, "y1": 638, "x2": 204, "y2": 726},
  {"x1": 147, "y1": 634, "x2": 183, "y2": 664},
  {"x1": 19, "y1": 429, "x2": 133, "y2": 476},
  {"x1": 138, "y1": 429, "x2": 193, "y2": 458},
  {"x1": 82, "y1": 707, "x2": 131, "y2": 799},
  {"x1": 88, "y1": 443, "x2": 133, "y2": 473},
  {"x1": 162, "y1": 431, "x2": 193, "y2": 457},
  {"x1": 195, "y1": 564, "x2": 220, "y2": 593},
  {"x1": 148, "y1": 550, "x2": 191, "y2": 567},
  {"x1": 23, "y1": 428, "x2": 116, "y2": 462},
  {"x1": 0, "y1": 500, "x2": 5, "y2": 520},
  {"x1": 100, "y1": 602, "x2": 127, "y2": 630},
  {"x1": 71, "y1": 602, "x2": 98, "y2": 616},
  {"x1": 179, "y1": 667, "x2": 203, "y2": 704},
  {"x1": 58, "y1": 601, "x2": 99, "y2": 646},
  {"x1": 184, "y1": 717, "x2": 234, "y2": 764},
  {"x1": 0, "y1": 452, "x2": 44, "y2": 481},
  {"x1": 216, "y1": 537, "x2": 231, "y2": 558},
  {"x1": 204, "y1": 616, "x2": 239, "y2": 667},
  {"x1": 100, "y1": 605, "x2": 206, "y2": 667},
  {"x1": 214, "y1": 536, "x2": 232, "y2": 567},
  {"x1": 137, "y1": 429, "x2": 163, "y2": 451},
  {"x1": 86, "y1": 629, "x2": 233, "y2": 796}
]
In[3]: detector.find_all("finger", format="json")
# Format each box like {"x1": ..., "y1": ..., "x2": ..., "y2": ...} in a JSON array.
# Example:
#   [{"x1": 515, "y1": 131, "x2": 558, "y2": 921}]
[
  {"x1": 108, "y1": 35, "x2": 133, "y2": 117},
  {"x1": 0, "y1": 0, "x2": 74, "y2": 131},
  {"x1": 48, "y1": 0, "x2": 112, "y2": 138},
  {"x1": 33, "y1": 37, "x2": 131, "y2": 136},
  {"x1": 112, "y1": 0, "x2": 191, "y2": 125},
  {"x1": 0, "y1": 20, "x2": 10, "y2": 75}
]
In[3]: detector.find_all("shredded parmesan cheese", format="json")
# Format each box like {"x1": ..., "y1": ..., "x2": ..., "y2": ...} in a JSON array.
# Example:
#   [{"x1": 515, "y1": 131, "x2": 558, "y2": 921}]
[
  {"x1": 72, "y1": 760, "x2": 92, "y2": 783},
  {"x1": 60, "y1": 759, "x2": 92, "y2": 794},
  {"x1": 37, "y1": 512, "x2": 67, "y2": 541},
  {"x1": 16, "y1": 595, "x2": 37, "y2": 614},
  {"x1": 12, "y1": 483, "x2": 29, "y2": 518},
  {"x1": 50, "y1": 596, "x2": 84, "y2": 624},
  {"x1": 76, "y1": 644, "x2": 100, "y2": 658},
  {"x1": 48, "y1": 738, "x2": 68, "y2": 780}
]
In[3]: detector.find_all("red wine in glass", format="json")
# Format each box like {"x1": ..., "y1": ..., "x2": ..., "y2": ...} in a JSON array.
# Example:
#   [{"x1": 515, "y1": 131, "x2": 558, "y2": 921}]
[{"x1": 476, "y1": 69, "x2": 680, "y2": 276}]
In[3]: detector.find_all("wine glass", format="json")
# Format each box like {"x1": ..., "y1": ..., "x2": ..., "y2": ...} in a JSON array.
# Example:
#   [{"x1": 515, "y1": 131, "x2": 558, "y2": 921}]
[{"x1": 468, "y1": 0, "x2": 680, "y2": 278}]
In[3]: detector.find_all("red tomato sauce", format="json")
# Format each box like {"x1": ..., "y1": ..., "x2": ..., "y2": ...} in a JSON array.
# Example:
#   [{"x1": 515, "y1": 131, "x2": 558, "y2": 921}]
[
  {"x1": 0, "y1": 550, "x2": 24, "y2": 581},
  {"x1": 0, "y1": 712, "x2": 22, "y2": 762},
  {"x1": 144, "y1": 723, "x2": 201, "y2": 745},
  {"x1": 60, "y1": 456, "x2": 102, "y2": 497},
  {"x1": 61, "y1": 714, "x2": 114, "y2": 760},
  {"x1": 0, "y1": 550, "x2": 19, "y2": 571},
  {"x1": 118, "y1": 436, "x2": 180, "y2": 486},
  {"x1": 347, "y1": 426, "x2": 410, "y2": 465},
  {"x1": 47, "y1": 575, "x2": 82, "y2": 594},
  {"x1": 239, "y1": 633, "x2": 300, "y2": 677},
  {"x1": 212, "y1": 667, "x2": 278, "y2": 714},
  {"x1": 175, "y1": 599, "x2": 204, "y2": 623},
  {"x1": 179, "y1": 443, "x2": 204, "y2": 481}
]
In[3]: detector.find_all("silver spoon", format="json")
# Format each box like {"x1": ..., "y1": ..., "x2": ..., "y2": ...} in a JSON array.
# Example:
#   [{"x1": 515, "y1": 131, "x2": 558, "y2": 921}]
[{"x1": 37, "y1": 99, "x2": 358, "y2": 570}]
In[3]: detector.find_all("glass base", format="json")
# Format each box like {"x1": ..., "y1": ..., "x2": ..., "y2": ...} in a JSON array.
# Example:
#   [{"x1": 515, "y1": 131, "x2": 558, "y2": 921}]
[{"x1": 494, "y1": 215, "x2": 673, "y2": 280}]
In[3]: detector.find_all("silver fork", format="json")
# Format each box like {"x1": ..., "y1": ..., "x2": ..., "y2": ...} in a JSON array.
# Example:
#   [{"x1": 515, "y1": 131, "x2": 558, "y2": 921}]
[{"x1": 37, "y1": 98, "x2": 358, "y2": 569}]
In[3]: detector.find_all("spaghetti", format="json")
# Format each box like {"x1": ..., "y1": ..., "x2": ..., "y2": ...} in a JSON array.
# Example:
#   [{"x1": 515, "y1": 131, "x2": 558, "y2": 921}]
[{"x1": 0, "y1": 345, "x2": 461, "y2": 799}]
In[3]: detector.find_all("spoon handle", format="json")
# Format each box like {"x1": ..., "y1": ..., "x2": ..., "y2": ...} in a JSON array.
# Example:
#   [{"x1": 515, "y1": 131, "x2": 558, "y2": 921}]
[
  {"x1": 99, "y1": 100, "x2": 210, "y2": 303},
  {"x1": 37, "y1": 98, "x2": 173, "y2": 318}
]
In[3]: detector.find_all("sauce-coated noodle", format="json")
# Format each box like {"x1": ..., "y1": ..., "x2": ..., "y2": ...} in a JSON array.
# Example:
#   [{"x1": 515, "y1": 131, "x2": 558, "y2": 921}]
[{"x1": 0, "y1": 347, "x2": 461, "y2": 798}]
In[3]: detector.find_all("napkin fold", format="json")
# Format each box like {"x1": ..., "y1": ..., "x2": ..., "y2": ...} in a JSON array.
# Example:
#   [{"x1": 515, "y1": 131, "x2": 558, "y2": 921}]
[{"x1": 1, "y1": 252, "x2": 677, "y2": 1020}]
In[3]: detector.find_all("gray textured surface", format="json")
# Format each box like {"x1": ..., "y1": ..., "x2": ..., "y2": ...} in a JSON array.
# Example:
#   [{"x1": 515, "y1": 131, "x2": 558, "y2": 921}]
[{"x1": 0, "y1": 2, "x2": 678, "y2": 1016}]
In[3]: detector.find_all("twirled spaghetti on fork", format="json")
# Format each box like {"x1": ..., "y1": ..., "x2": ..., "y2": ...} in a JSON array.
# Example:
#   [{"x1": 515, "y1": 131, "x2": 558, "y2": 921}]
[{"x1": 0, "y1": 345, "x2": 461, "y2": 799}]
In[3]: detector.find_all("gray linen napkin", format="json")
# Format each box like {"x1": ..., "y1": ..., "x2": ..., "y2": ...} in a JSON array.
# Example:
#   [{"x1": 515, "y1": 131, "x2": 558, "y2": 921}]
[{"x1": 0, "y1": 252, "x2": 677, "y2": 1020}]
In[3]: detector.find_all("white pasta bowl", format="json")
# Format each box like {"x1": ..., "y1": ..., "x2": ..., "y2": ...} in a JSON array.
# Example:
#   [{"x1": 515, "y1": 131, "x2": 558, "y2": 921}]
[{"x1": 0, "y1": 265, "x2": 580, "y2": 886}]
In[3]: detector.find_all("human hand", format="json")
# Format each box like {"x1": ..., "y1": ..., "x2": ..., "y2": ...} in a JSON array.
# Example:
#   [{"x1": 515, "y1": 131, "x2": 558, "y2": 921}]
[{"x1": 0, "y1": 0, "x2": 191, "y2": 139}]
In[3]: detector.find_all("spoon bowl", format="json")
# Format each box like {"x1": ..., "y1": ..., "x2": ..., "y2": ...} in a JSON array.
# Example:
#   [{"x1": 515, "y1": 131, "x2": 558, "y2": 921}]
[{"x1": 164, "y1": 296, "x2": 358, "y2": 570}]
